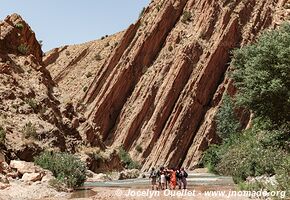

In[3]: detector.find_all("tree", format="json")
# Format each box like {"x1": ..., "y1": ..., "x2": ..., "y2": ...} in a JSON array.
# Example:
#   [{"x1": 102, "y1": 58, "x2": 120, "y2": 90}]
[{"x1": 232, "y1": 23, "x2": 290, "y2": 124}]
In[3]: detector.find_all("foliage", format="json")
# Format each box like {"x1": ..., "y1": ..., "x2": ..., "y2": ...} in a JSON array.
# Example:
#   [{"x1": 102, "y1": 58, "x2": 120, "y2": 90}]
[
  {"x1": 95, "y1": 54, "x2": 102, "y2": 61},
  {"x1": 181, "y1": 11, "x2": 192, "y2": 23},
  {"x1": 15, "y1": 23, "x2": 24, "y2": 30},
  {"x1": 83, "y1": 86, "x2": 88, "y2": 92},
  {"x1": 216, "y1": 120, "x2": 288, "y2": 183},
  {"x1": 275, "y1": 156, "x2": 290, "y2": 195},
  {"x1": 35, "y1": 152, "x2": 86, "y2": 188},
  {"x1": 18, "y1": 44, "x2": 29, "y2": 55},
  {"x1": 26, "y1": 98, "x2": 38, "y2": 110},
  {"x1": 22, "y1": 122, "x2": 37, "y2": 139},
  {"x1": 0, "y1": 126, "x2": 6, "y2": 144},
  {"x1": 118, "y1": 146, "x2": 141, "y2": 169},
  {"x1": 135, "y1": 145, "x2": 143, "y2": 153},
  {"x1": 216, "y1": 94, "x2": 240, "y2": 140},
  {"x1": 139, "y1": 7, "x2": 146, "y2": 18},
  {"x1": 85, "y1": 72, "x2": 93, "y2": 78},
  {"x1": 232, "y1": 23, "x2": 290, "y2": 124}
]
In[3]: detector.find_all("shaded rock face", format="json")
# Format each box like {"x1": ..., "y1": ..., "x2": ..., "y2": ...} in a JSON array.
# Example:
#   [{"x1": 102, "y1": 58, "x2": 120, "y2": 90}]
[{"x1": 44, "y1": 0, "x2": 289, "y2": 170}]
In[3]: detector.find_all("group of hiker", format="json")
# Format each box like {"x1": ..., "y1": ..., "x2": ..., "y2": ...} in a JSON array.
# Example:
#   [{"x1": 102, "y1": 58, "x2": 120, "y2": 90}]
[{"x1": 149, "y1": 167, "x2": 188, "y2": 190}]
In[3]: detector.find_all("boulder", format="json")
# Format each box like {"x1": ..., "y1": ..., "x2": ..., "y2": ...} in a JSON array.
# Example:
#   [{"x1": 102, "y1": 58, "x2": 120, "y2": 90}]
[
  {"x1": 21, "y1": 172, "x2": 42, "y2": 182},
  {"x1": 41, "y1": 170, "x2": 55, "y2": 183},
  {"x1": 0, "y1": 182, "x2": 10, "y2": 190},
  {"x1": 118, "y1": 169, "x2": 140, "y2": 180},
  {"x1": 9, "y1": 160, "x2": 42, "y2": 174}
]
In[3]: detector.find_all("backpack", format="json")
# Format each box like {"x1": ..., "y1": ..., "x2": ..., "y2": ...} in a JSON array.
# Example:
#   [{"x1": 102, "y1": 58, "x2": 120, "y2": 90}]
[{"x1": 150, "y1": 170, "x2": 157, "y2": 178}]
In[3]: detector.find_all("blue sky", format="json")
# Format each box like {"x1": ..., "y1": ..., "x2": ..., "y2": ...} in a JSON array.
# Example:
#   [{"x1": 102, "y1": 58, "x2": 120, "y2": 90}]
[{"x1": 0, "y1": 0, "x2": 150, "y2": 51}]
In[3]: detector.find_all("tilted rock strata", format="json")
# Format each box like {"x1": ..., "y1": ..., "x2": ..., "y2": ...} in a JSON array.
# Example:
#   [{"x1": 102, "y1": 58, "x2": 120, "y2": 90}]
[{"x1": 45, "y1": 0, "x2": 289, "y2": 170}]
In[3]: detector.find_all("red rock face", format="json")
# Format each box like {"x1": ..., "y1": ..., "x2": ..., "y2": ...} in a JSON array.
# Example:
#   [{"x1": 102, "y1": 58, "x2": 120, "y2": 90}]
[
  {"x1": 0, "y1": 14, "x2": 42, "y2": 61},
  {"x1": 36, "y1": 0, "x2": 290, "y2": 170}
]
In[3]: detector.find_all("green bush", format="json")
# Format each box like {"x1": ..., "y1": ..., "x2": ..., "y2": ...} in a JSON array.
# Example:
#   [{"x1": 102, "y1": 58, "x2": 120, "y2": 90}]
[
  {"x1": 0, "y1": 126, "x2": 6, "y2": 144},
  {"x1": 139, "y1": 7, "x2": 146, "y2": 18},
  {"x1": 35, "y1": 152, "x2": 86, "y2": 188},
  {"x1": 216, "y1": 126, "x2": 284, "y2": 183},
  {"x1": 135, "y1": 145, "x2": 143, "y2": 153},
  {"x1": 18, "y1": 44, "x2": 29, "y2": 55},
  {"x1": 181, "y1": 11, "x2": 192, "y2": 23},
  {"x1": 118, "y1": 147, "x2": 141, "y2": 169},
  {"x1": 83, "y1": 86, "x2": 88, "y2": 92},
  {"x1": 15, "y1": 23, "x2": 24, "y2": 30},
  {"x1": 232, "y1": 23, "x2": 290, "y2": 124},
  {"x1": 216, "y1": 94, "x2": 240, "y2": 140},
  {"x1": 26, "y1": 98, "x2": 38, "y2": 110},
  {"x1": 275, "y1": 156, "x2": 290, "y2": 195},
  {"x1": 22, "y1": 122, "x2": 37, "y2": 139}
]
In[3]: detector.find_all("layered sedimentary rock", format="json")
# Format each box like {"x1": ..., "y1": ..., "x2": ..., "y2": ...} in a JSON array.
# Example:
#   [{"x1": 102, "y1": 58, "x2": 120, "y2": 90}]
[
  {"x1": 3, "y1": 0, "x2": 289, "y2": 170},
  {"x1": 46, "y1": 0, "x2": 289, "y2": 170}
]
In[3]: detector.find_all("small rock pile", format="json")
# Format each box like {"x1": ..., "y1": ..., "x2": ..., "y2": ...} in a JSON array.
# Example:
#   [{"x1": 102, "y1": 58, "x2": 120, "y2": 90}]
[{"x1": 0, "y1": 159, "x2": 55, "y2": 190}]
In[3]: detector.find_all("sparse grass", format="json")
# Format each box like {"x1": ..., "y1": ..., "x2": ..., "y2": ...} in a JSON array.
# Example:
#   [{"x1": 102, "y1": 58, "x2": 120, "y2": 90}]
[
  {"x1": 15, "y1": 23, "x2": 24, "y2": 30},
  {"x1": 22, "y1": 122, "x2": 37, "y2": 139},
  {"x1": 18, "y1": 44, "x2": 29, "y2": 55}
]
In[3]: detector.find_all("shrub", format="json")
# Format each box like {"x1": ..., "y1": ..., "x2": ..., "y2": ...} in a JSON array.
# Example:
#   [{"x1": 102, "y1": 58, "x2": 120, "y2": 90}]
[
  {"x1": 275, "y1": 156, "x2": 290, "y2": 195},
  {"x1": 18, "y1": 44, "x2": 29, "y2": 55},
  {"x1": 139, "y1": 7, "x2": 146, "y2": 18},
  {"x1": 83, "y1": 86, "x2": 88, "y2": 92},
  {"x1": 135, "y1": 145, "x2": 143, "y2": 153},
  {"x1": 181, "y1": 11, "x2": 192, "y2": 23},
  {"x1": 0, "y1": 126, "x2": 6, "y2": 144},
  {"x1": 95, "y1": 54, "x2": 102, "y2": 61},
  {"x1": 35, "y1": 152, "x2": 86, "y2": 188},
  {"x1": 22, "y1": 122, "x2": 37, "y2": 139},
  {"x1": 118, "y1": 146, "x2": 141, "y2": 169},
  {"x1": 216, "y1": 94, "x2": 240, "y2": 140},
  {"x1": 216, "y1": 126, "x2": 284, "y2": 183},
  {"x1": 15, "y1": 23, "x2": 24, "y2": 30},
  {"x1": 105, "y1": 42, "x2": 110, "y2": 47},
  {"x1": 85, "y1": 72, "x2": 93, "y2": 78},
  {"x1": 232, "y1": 23, "x2": 290, "y2": 124},
  {"x1": 26, "y1": 98, "x2": 38, "y2": 110},
  {"x1": 168, "y1": 45, "x2": 173, "y2": 52}
]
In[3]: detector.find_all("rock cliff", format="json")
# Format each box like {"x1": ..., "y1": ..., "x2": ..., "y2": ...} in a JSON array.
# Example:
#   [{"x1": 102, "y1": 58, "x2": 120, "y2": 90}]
[
  {"x1": 2, "y1": 0, "x2": 290, "y2": 170},
  {"x1": 0, "y1": 14, "x2": 86, "y2": 161}
]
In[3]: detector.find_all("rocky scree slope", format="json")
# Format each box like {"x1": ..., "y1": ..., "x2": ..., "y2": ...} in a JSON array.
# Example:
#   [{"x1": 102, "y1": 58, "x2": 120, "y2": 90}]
[{"x1": 0, "y1": 14, "x2": 87, "y2": 161}]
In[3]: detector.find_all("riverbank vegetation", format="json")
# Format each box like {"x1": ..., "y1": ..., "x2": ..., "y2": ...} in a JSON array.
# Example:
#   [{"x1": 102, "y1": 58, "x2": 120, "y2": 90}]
[{"x1": 202, "y1": 23, "x2": 290, "y2": 195}]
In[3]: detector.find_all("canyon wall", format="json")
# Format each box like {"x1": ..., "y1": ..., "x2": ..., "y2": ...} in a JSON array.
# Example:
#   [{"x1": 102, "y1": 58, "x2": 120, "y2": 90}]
[{"x1": 2, "y1": 0, "x2": 288, "y2": 170}]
